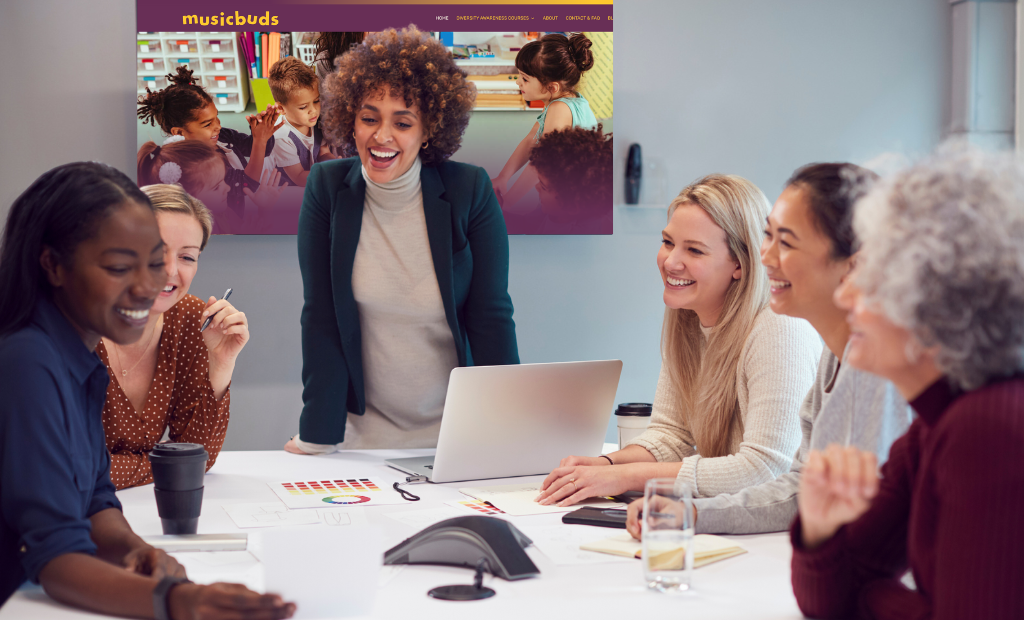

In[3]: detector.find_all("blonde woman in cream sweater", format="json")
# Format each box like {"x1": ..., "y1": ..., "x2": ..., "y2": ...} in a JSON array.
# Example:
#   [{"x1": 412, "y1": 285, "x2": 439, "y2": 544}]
[{"x1": 537, "y1": 174, "x2": 821, "y2": 505}]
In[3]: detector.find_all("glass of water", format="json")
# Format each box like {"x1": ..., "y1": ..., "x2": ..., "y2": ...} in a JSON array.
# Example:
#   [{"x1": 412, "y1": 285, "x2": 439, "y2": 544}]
[{"x1": 641, "y1": 478, "x2": 694, "y2": 593}]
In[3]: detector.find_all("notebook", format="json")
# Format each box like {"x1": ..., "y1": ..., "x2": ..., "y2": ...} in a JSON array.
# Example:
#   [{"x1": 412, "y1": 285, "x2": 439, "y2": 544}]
[{"x1": 580, "y1": 532, "x2": 747, "y2": 569}]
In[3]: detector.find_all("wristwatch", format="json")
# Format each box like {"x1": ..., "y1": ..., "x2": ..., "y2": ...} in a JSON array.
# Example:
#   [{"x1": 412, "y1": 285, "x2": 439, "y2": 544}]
[{"x1": 153, "y1": 575, "x2": 190, "y2": 620}]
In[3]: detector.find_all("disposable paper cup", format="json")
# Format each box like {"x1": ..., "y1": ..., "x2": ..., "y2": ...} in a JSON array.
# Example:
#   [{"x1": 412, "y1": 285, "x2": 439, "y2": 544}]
[{"x1": 615, "y1": 403, "x2": 652, "y2": 449}]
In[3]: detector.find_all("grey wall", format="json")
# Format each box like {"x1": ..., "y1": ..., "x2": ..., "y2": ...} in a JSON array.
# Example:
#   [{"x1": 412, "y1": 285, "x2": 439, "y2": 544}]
[{"x1": 1, "y1": 0, "x2": 951, "y2": 449}]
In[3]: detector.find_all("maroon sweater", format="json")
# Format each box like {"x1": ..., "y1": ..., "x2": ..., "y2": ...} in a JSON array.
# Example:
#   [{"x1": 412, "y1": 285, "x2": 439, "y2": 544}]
[{"x1": 790, "y1": 375, "x2": 1024, "y2": 619}]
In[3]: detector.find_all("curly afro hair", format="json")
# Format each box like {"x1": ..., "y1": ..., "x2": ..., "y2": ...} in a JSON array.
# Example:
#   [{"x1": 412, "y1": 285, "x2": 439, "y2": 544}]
[
  {"x1": 530, "y1": 124, "x2": 612, "y2": 214},
  {"x1": 137, "y1": 66, "x2": 213, "y2": 134},
  {"x1": 320, "y1": 26, "x2": 476, "y2": 166}
]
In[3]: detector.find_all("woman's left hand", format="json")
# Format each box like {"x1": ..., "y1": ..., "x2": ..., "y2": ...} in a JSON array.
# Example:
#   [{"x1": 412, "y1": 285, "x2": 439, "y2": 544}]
[
  {"x1": 535, "y1": 464, "x2": 638, "y2": 507},
  {"x1": 123, "y1": 544, "x2": 187, "y2": 579},
  {"x1": 201, "y1": 297, "x2": 249, "y2": 367}
]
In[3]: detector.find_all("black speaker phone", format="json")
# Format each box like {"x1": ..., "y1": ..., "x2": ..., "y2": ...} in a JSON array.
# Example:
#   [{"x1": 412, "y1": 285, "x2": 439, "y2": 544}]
[{"x1": 384, "y1": 516, "x2": 539, "y2": 580}]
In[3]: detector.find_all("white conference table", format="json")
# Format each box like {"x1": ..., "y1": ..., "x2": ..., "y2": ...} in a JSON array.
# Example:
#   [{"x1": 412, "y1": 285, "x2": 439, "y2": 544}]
[{"x1": 2, "y1": 449, "x2": 805, "y2": 620}]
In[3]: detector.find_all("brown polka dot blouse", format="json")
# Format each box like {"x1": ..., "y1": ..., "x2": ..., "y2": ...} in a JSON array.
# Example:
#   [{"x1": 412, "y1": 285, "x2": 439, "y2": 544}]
[{"x1": 97, "y1": 294, "x2": 230, "y2": 490}]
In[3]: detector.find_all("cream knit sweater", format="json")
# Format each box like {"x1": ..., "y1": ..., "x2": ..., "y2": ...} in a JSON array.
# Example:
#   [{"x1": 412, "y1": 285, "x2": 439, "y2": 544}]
[{"x1": 627, "y1": 307, "x2": 821, "y2": 498}]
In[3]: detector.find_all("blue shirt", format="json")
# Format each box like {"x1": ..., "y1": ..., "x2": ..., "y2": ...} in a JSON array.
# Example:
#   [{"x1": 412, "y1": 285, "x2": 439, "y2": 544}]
[{"x1": 0, "y1": 298, "x2": 121, "y2": 604}]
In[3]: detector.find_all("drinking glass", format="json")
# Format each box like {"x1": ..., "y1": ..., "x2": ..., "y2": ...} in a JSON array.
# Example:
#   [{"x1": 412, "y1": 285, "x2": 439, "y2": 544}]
[{"x1": 641, "y1": 478, "x2": 694, "y2": 593}]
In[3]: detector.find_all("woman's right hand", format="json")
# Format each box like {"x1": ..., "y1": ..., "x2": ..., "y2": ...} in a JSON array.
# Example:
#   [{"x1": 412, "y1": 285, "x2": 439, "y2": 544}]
[
  {"x1": 797, "y1": 444, "x2": 879, "y2": 550},
  {"x1": 283, "y1": 437, "x2": 312, "y2": 455},
  {"x1": 169, "y1": 582, "x2": 295, "y2": 620},
  {"x1": 625, "y1": 496, "x2": 697, "y2": 540}
]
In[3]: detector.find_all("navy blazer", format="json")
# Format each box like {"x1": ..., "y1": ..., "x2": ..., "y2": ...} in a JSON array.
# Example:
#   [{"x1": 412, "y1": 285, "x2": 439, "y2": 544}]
[{"x1": 296, "y1": 157, "x2": 520, "y2": 444}]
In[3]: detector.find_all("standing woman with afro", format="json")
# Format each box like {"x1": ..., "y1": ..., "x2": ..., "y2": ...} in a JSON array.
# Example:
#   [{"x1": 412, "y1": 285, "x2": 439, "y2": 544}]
[{"x1": 284, "y1": 26, "x2": 519, "y2": 454}]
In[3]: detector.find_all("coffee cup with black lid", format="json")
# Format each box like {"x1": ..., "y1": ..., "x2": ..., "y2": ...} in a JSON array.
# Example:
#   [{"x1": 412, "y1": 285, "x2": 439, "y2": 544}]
[
  {"x1": 615, "y1": 403, "x2": 653, "y2": 449},
  {"x1": 148, "y1": 443, "x2": 208, "y2": 535}
]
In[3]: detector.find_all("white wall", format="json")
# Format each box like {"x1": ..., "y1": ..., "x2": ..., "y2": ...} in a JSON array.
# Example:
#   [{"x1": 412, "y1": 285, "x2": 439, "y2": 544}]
[{"x1": 0, "y1": 0, "x2": 951, "y2": 449}]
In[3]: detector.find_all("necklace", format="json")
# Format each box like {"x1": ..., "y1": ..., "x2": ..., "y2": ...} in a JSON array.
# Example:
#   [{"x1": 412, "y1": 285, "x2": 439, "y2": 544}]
[{"x1": 108, "y1": 319, "x2": 160, "y2": 378}]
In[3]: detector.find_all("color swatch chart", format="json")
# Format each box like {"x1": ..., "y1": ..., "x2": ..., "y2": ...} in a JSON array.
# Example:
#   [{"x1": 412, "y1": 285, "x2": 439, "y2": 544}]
[{"x1": 269, "y1": 478, "x2": 407, "y2": 508}]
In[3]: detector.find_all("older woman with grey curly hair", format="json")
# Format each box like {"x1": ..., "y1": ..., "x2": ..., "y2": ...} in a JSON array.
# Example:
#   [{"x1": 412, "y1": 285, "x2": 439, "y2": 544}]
[{"x1": 789, "y1": 147, "x2": 1024, "y2": 619}]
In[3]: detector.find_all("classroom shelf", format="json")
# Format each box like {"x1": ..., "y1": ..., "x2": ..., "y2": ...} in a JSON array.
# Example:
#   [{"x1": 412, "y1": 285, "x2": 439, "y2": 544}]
[
  {"x1": 455, "y1": 57, "x2": 517, "y2": 66},
  {"x1": 136, "y1": 32, "x2": 249, "y2": 113}
]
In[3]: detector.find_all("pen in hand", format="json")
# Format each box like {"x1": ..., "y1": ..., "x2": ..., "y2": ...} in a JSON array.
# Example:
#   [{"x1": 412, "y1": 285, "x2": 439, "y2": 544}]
[{"x1": 200, "y1": 288, "x2": 233, "y2": 332}]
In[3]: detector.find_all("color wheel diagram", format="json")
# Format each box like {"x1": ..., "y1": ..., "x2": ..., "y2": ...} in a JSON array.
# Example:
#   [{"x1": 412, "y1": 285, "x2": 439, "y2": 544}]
[{"x1": 321, "y1": 495, "x2": 371, "y2": 505}]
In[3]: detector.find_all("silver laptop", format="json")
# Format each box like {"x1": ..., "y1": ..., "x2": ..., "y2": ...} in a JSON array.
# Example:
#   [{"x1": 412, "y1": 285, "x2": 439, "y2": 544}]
[{"x1": 386, "y1": 360, "x2": 622, "y2": 483}]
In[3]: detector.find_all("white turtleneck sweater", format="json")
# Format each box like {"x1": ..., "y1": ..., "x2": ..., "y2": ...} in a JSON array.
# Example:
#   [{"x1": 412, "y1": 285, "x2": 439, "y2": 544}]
[{"x1": 295, "y1": 157, "x2": 460, "y2": 452}]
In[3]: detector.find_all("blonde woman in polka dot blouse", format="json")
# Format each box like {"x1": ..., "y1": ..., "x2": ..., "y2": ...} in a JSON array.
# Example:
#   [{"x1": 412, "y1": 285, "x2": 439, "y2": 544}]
[{"x1": 97, "y1": 184, "x2": 250, "y2": 489}]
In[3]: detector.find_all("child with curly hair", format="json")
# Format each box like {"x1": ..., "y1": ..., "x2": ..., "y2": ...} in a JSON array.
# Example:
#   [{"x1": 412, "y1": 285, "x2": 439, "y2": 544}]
[
  {"x1": 528, "y1": 123, "x2": 613, "y2": 234},
  {"x1": 137, "y1": 66, "x2": 281, "y2": 213},
  {"x1": 491, "y1": 33, "x2": 598, "y2": 211}
]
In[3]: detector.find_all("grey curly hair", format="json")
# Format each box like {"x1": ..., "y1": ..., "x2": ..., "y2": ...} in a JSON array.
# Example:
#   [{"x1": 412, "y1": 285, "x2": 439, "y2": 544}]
[{"x1": 853, "y1": 146, "x2": 1024, "y2": 390}]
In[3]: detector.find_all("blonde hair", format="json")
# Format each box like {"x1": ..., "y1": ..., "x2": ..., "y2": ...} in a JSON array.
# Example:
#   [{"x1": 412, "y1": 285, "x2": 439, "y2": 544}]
[
  {"x1": 661, "y1": 174, "x2": 772, "y2": 458},
  {"x1": 140, "y1": 184, "x2": 214, "y2": 251}
]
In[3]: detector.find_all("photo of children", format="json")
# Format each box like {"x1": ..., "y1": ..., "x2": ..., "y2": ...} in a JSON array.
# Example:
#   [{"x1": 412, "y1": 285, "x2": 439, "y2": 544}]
[
  {"x1": 136, "y1": 63, "x2": 285, "y2": 233},
  {"x1": 135, "y1": 29, "x2": 612, "y2": 235},
  {"x1": 490, "y1": 35, "x2": 598, "y2": 214}
]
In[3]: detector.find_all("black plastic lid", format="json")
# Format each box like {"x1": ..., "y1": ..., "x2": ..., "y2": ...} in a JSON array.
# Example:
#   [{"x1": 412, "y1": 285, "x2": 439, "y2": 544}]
[
  {"x1": 149, "y1": 443, "x2": 208, "y2": 459},
  {"x1": 615, "y1": 403, "x2": 652, "y2": 416}
]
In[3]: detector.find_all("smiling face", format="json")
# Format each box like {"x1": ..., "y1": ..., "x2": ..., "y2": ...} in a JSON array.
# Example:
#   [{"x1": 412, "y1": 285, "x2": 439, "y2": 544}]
[
  {"x1": 833, "y1": 266, "x2": 926, "y2": 383},
  {"x1": 279, "y1": 84, "x2": 321, "y2": 135},
  {"x1": 354, "y1": 90, "x2": 426, "y2": 184},
  {"x1": 172, "y1": 102, "x2": 221, "y2": 146},
  {"x1": 152, "y1": 211, "x2": 203, "y2": 314},
  {"x1": 760, "y1": 185, "x2": 851, "y2": 321},
  {"x1": 190, "y1": 158, "x2": 229, "y2": 208},
  {"x1": 48, "y1": 201, "x2": 167, "y2": 347},
  {"x1": 658, "y1": 203, "x2": 741, "y2": 326}
]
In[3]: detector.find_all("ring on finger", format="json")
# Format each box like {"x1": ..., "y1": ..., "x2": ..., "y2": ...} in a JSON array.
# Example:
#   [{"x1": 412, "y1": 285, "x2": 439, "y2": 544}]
[{"x1": 570, "y1": 478, "x2": 577, "y2": 493}]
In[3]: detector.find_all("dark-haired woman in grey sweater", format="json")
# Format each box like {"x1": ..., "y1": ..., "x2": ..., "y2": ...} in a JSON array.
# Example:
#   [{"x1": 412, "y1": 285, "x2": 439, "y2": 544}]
[{"x1": 627, "y1": 163, "x2": 912, "y2": 536}]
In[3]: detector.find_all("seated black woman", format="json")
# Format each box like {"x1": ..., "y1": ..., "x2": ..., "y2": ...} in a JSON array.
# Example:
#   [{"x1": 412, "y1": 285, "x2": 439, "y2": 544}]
[{"x1": 0, "y1": 162, "x2": 294, "y2": 620}]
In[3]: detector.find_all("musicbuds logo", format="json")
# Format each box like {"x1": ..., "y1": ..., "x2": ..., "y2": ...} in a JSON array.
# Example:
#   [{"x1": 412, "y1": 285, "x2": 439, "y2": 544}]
[{"x1": 182, "y1": 11, "x2": 280, "y2": 26}]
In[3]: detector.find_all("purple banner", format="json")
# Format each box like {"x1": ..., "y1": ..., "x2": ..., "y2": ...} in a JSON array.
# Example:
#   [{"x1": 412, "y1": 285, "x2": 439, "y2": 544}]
[{"x1": 138, "y1": 3, "x2": 613, "y2": 32}]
